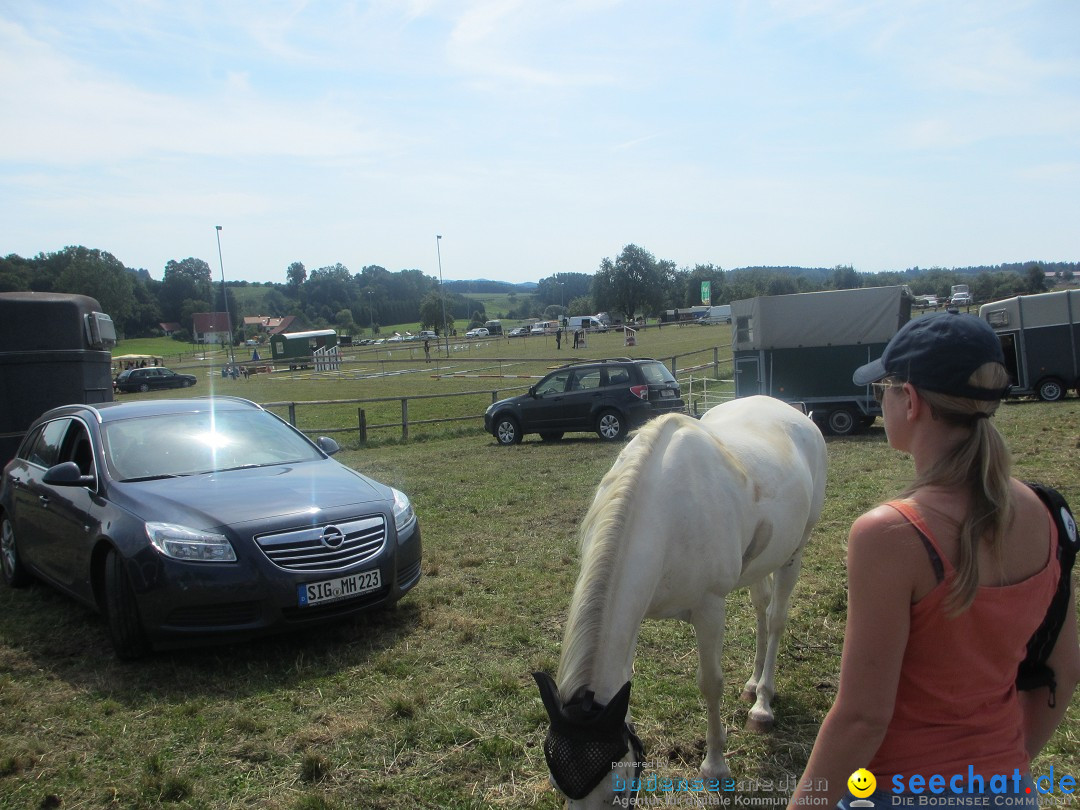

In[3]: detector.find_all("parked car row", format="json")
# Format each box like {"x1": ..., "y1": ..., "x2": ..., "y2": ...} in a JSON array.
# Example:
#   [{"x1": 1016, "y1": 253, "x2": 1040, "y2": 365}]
[{"x1": 3, "y1": 348, "x2": 678, "y2": 659}]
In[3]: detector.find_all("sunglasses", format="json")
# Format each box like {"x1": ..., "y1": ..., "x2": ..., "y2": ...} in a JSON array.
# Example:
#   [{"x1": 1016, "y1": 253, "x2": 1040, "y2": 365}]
[{"x1": 871, "y1": 378, "x2": 905, "y2": 403}]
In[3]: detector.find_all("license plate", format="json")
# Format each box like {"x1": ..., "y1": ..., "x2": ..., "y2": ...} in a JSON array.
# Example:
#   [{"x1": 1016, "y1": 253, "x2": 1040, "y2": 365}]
[
  {"x1": 298, "y1": 569, "x2": 382, "y2": 607},
  {"x1": 660, "y1": 389, "x2": 675, "y2": 398}
]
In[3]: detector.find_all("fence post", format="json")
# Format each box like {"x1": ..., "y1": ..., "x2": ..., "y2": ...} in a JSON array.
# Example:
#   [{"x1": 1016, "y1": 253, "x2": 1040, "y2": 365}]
[
  {"x1": 358, "y1": 408, "x2": 367, "y2": 443},
  {"x1": 288, "y1": 402, "x2": 297, "y2": 426},
  {"x1": 714, "y1": 347, "x2": 719, "y2": 378},
  {"x1": 401, "y1": 398, "x2": 409, "y2": 441}
]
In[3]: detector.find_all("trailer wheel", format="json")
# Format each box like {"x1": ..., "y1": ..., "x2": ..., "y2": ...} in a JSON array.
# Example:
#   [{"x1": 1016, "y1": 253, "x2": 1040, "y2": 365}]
[
  {"x1": 1037, "y1": 378, "x2": 1066, "y2": 402},
  {"x1": 825, "y1": 408, "x2": 858, "y2": 436}
]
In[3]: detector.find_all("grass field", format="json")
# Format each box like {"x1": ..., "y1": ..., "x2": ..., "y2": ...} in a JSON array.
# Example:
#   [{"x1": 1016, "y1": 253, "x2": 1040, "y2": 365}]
[{"x1": 0, "y1": 328, "x2": 1077, "y2": 809}]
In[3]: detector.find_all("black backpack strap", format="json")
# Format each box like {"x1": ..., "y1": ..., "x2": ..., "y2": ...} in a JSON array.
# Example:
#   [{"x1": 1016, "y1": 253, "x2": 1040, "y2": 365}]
[{"x1": 1016, "y1": 483, "x2": 1079, "y2": 705}]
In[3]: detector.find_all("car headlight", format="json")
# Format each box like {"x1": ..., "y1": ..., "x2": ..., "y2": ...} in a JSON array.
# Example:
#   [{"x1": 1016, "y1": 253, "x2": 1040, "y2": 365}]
[
  {"x1": 391, "y1": 488, "x2": 416, "y2": 536},
  {"x1": 145, "y1": 522, "x2": 237, "y2": 562}
]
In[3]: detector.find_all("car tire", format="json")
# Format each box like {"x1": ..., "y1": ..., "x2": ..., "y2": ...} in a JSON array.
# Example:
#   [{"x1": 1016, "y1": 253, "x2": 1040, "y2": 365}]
[
  {"x1": 1, "y1": 513, "x2": 31, "y2": 588},
  {"x1": 494, "y1": 415, "x2": 523, "y2": 445},
  {"x1": 183, "y1": 379, "x2": 193, "y2": 387},
  {"x1": 825, "y1": 408, "x2": 858, "y2": 436},
  {"x1": 104, "y1": 548, "x2": 150, "y2": 660},
  {"x1": 539, "y1": 432, "x2": 564, "y2": 442},
  {"x1": 596, "y1": 409, "x2": 627, "y2": 441},
  {"x1": 1037, "y1": 378, "x2": 1066, "y2": 402},
  {"x1": 138, "y1": 383, "x2": 150, "y2": 393}
]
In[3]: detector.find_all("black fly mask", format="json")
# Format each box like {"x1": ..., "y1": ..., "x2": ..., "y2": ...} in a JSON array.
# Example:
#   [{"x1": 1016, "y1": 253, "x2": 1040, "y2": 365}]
[{"x1": 533, "y1": 671, "x2": 645, "y2": 801}]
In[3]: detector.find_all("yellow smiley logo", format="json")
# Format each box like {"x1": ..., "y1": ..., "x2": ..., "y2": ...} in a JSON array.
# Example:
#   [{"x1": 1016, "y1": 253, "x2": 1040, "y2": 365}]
[{"x1": 847, "y1": 768, "x2": 876, "y2": 798}]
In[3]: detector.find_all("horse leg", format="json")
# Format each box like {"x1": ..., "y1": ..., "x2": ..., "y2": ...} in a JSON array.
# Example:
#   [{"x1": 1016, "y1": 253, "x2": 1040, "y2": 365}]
[
  {"x1": 691, "y1": 596, "x2": 731, "y2": 781},
  {"x1": 740, "y1": 574, "x2": 773, "y2": 704},
  {"x1": 745, "y1": 550, "x2": 804, "y2": 733}
]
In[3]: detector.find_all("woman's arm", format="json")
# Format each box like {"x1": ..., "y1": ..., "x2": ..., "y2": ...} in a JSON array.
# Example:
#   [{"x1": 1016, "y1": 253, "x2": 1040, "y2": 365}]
[
  {"x1": 1020, "y1": 574, "x2": 1080, "y2": 758},
  {"x1": 788, "y1": 507, "x2": 918, "y2": 808}
]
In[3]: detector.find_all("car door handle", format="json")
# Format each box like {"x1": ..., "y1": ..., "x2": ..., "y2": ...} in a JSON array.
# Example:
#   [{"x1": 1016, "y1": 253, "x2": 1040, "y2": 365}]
[{"x1": 38, "y1": 495, "x2": 50, "y2": 508}]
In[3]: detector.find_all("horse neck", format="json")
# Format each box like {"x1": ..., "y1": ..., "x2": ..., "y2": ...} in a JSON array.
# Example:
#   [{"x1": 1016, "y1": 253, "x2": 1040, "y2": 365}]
[
  {"x1": 556, "y1": 424, "x2": 672, "y2": 704},
  {"x1": 558, "y1": 554, "x2": 652, "y2": 704}
]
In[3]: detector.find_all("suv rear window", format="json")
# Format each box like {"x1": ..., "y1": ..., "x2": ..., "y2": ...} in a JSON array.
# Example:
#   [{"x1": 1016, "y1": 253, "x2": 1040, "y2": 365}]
[{"x1": 638, "y1": 362, "x2": 675, "y2": 384}]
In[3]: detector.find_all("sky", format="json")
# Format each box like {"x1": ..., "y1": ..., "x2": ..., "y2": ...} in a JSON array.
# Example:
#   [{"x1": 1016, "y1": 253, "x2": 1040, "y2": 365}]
[{"x1": 1, "y1": 1, "x2": 1078, "y2": 286}]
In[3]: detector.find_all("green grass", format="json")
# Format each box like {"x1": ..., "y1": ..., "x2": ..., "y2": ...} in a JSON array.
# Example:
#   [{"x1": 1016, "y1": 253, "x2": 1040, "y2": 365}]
[{"x1": 4, "y1": 329, "x2": 1078, "y2": 809}]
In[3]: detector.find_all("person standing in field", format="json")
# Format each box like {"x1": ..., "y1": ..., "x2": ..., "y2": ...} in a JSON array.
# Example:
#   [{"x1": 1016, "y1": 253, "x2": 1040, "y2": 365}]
[{"x1": 788, "y1": 313, "x2": 1080, "y2": 809}]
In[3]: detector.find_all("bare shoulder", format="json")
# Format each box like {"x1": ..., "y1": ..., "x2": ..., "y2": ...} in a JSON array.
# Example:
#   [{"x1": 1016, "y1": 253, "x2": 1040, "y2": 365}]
[
  {"x1": 848, "y1": 503, "x2": 927, "y2": 567},
  {"x1": 847, "y1": 503, "x2": 928, "y2": 601},
  {"x1": 851, "y1": 505, "x2": 911, "y2": 542}
]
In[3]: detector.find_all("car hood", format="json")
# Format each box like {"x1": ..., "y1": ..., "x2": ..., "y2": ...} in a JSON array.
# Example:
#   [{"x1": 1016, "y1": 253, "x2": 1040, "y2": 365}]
[
  {"x1": 488, "y1": 392, "x2": 531, "y2": 411},
  {"x1": 111, "y1": 461, "x2": 390, "y2": 530}
]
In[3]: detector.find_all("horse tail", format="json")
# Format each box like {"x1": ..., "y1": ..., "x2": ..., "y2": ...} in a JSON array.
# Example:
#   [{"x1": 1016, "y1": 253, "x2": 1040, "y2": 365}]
[{"x1": 557, "y1": 413, "x2": 691, "y2": 693}]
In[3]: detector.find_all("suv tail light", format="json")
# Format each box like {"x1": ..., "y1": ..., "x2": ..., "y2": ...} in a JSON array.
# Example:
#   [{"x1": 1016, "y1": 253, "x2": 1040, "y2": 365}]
[{"x1": 630, "y1": 384, "x2": 649, "y2": 400}]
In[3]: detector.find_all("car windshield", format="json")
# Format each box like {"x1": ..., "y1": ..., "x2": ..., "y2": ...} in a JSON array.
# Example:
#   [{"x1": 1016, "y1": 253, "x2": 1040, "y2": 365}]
[{"x1": 103, "y1": 409, "x2": 324, "y2": 481}]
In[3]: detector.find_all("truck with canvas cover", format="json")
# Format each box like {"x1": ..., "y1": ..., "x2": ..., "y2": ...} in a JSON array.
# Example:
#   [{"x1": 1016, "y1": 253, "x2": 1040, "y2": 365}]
[
  {"x1": 731, "y1": 286, "x2": 912, "y2": 435},
  {"x1": 0, "y1": 292, "x2": 116, "y2": 463},
  {"x1": 979, "y1": 289, "x2": 1079, "y2": 402}
]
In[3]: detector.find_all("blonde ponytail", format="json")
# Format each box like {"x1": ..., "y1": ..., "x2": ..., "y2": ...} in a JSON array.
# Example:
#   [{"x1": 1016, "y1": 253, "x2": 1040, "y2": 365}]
[{"x1": 900, "y1": 362, "x2": 1013, "y2": 615}]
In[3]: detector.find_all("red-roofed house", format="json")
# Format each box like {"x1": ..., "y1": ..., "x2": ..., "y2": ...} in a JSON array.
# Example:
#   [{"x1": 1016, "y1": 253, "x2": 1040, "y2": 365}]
[{"x1": 193, "y1": 312, "x2": 233, "y2": 345}]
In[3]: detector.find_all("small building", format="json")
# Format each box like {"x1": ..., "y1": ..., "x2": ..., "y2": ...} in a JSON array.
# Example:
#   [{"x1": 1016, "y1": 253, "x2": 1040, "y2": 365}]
[{"x1": 193, "y1": 312, "x2": 233, "y2": 345}]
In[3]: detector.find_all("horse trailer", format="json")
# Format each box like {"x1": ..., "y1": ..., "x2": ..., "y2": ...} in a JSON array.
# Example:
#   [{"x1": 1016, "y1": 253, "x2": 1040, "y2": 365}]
[
  {"x1": 979, "y1": 289, "x2": 1079, "y2": 401},
  {"x1": 269, "y1": 329, "x2": 338, "y2": 370},
  {"x1": 0, "y1": 292, "x2": 116, "y2": 463},
  {"x1": 731, "y1": 286, "x2": 912, "y2": 435}
]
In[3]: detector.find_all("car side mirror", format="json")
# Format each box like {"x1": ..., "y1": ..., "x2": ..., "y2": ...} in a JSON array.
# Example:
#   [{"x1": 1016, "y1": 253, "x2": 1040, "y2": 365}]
[
  {"x1": 43, "y1": 461, "x2": 95, "y2": 488},
  {"x1": 316, "y1": 437, "x2": 341, "y2": 456},
  {"x1": 528, "y1": 386, "x2": 537, "y2": 398}
]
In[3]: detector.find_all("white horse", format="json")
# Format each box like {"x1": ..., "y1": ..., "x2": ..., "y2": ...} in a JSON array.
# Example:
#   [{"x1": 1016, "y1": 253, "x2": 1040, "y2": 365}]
[{"x1": 534, "y1": 395, "x2": 827, "y2": 807}]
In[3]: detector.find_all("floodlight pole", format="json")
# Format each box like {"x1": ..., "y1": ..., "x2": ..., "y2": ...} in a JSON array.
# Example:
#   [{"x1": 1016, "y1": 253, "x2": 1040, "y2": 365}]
[
  {"x1": 214, "y1": 225, "x2": 234, "y2": 364},
  {"x1": 437, "y1": 235, "x2": 449, "y2": 358}
]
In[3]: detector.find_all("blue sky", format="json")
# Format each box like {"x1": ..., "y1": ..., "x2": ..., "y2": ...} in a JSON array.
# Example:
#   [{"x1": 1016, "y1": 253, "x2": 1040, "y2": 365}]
[{"x1": 1, "y1": 1, "x2": 1077, "y2": 285}]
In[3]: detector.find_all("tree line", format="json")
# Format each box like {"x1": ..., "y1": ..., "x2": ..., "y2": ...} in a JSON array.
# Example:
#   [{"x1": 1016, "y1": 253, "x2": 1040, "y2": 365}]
[{"x1": 0, "y1": 245, "x2": 1073, "y2": 341}]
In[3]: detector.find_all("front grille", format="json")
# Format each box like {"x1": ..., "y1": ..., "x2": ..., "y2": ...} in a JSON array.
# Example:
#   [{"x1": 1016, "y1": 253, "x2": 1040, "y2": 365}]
[{"x1": 255, "y1": 516, "x2": 387, "y2": 573}]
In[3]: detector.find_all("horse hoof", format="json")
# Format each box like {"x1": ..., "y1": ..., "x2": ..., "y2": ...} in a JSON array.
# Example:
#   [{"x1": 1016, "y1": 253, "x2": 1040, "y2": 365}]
[
  {"x1": 744, "y1": 715, "x2": 774, "y2": 733},
  {"x1": 739, "y1": 688, "x2": 756, "y2": 702},
  {"x1": 700, "y1": 765, "x2": 732, "y2": 784}
]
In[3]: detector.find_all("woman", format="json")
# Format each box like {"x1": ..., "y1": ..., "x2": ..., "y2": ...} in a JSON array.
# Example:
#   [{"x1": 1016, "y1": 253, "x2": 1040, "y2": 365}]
[{"x1": 788, "y1": 313, "x2": 1079, "y2": 809}]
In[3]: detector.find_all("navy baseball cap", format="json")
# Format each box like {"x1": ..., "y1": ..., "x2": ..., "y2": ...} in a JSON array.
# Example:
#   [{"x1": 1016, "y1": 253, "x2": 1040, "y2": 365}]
[{"x1": 853, "y1": 313, "x2": 1010, "y2": 401}]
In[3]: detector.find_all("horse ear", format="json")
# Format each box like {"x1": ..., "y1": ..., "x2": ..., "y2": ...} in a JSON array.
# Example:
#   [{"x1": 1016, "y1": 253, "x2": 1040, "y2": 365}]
[
  {"x1": 533, "y1": 671, "x2": 563, "y2": 720},
  {"x1": 599, "y1": 680, "x2": 632, "y2": 722}
]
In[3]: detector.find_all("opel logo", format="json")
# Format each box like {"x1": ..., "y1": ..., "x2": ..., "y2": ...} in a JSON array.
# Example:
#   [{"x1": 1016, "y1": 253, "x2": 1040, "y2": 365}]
[{"x1": 320, "y1": 526, "x2": 346, "y2": 549}]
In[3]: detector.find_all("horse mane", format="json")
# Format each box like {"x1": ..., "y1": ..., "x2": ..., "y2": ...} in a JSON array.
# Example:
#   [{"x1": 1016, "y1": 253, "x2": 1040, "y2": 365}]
[{"x1": 556, "y1": 413, "x2": 690, "y2": 696}]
